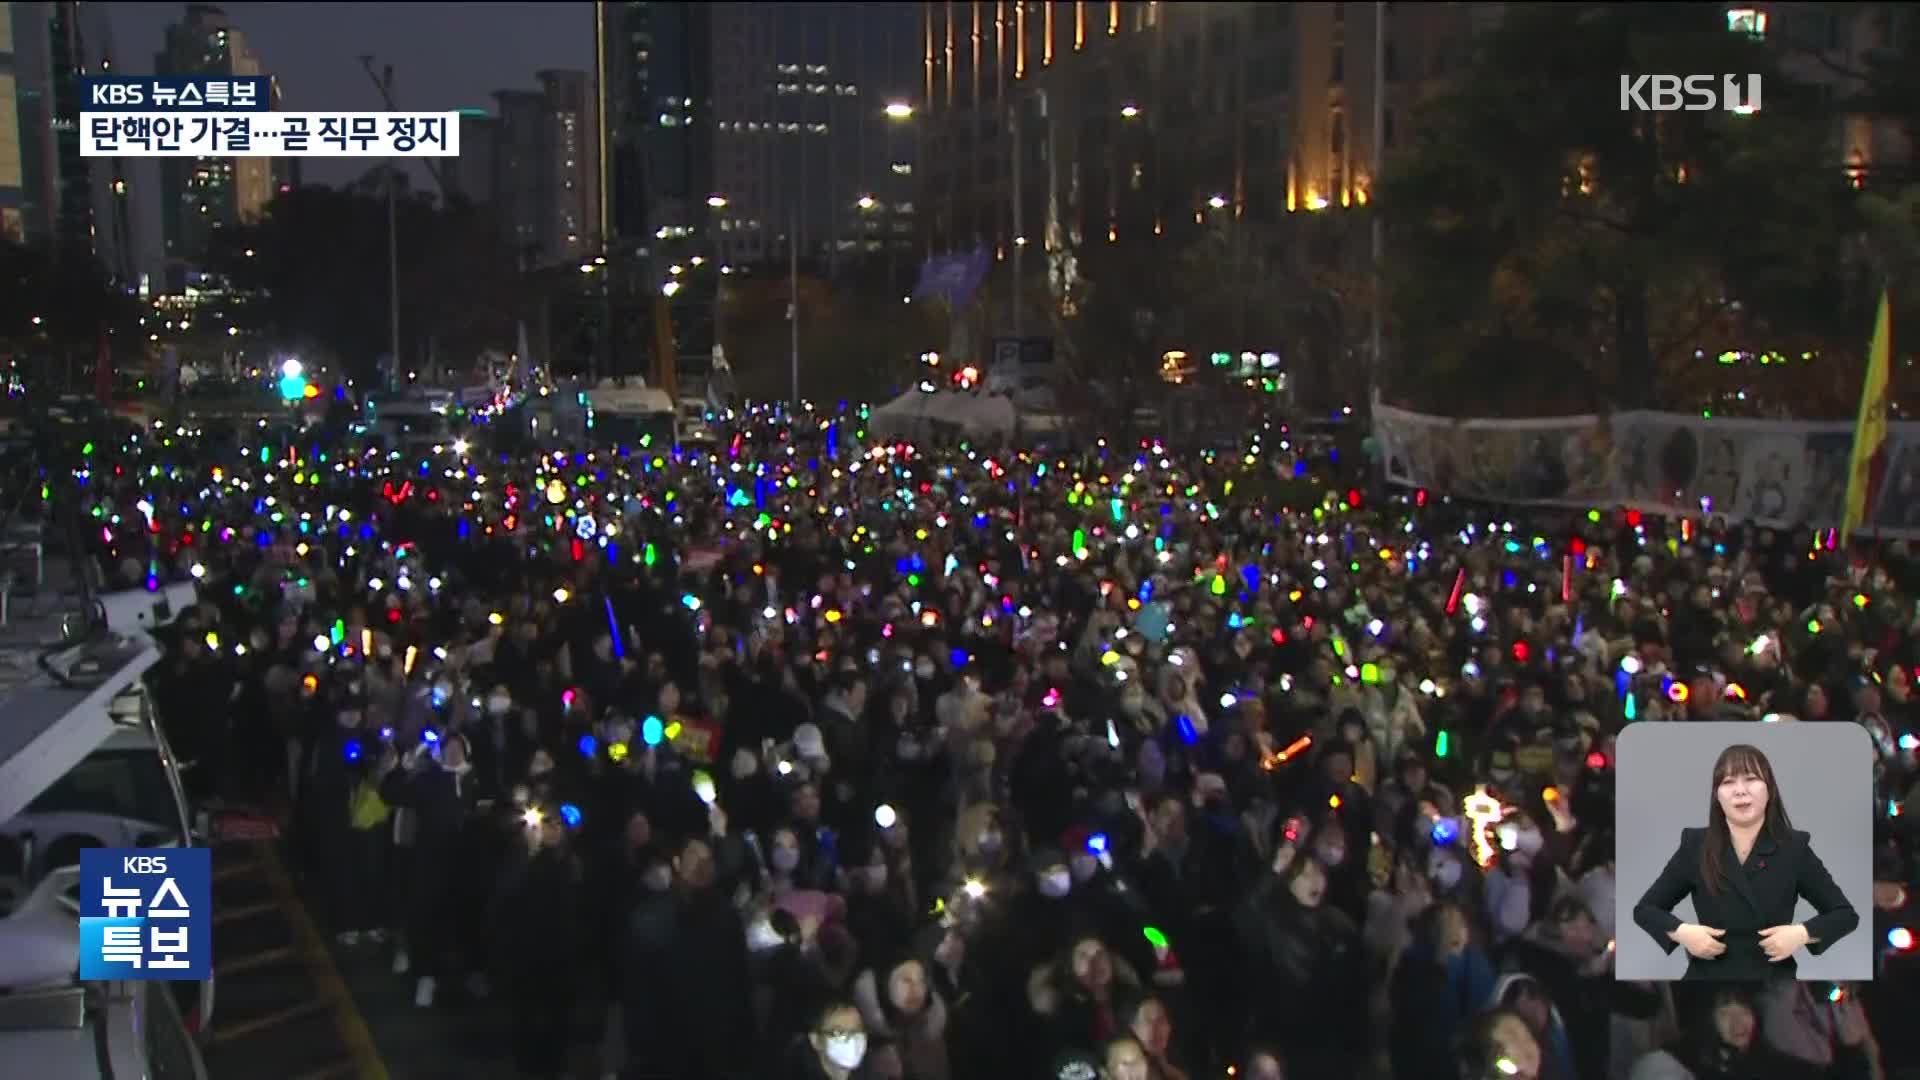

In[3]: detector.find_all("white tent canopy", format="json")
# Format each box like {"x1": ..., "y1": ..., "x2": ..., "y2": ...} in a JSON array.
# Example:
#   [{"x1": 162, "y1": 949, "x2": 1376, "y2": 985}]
[{"x1": 868, "y1": 388, "x2": 1018, "y2": 441}]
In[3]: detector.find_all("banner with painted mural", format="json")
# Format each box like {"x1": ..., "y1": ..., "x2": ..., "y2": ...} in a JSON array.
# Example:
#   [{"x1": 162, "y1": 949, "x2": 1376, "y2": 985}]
[
  {"x1": 1374, "y1": 405, "x2": 1617, "y2": 504},
  {"x1": 1378, "y1": 405, "x2": 1920, "y2": 537},
  {"x1": 1608, "y1": 413, "x2": 1870, "y2": 528}
]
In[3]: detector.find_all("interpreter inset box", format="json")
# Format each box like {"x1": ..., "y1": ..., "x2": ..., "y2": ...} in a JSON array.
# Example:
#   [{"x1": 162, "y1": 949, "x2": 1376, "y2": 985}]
[{"x1": 1615, "y1": 722, "x2": 1872, "y2": 982}]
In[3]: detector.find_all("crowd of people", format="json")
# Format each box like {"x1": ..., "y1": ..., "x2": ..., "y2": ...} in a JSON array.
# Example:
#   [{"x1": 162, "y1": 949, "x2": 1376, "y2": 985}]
[{"x1": 79, "y1": 403, "x2": 1918, "y2": 1080}]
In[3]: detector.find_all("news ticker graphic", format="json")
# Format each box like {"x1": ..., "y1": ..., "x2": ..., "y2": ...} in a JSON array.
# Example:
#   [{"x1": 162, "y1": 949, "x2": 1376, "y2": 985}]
[
  {"x1": 81, "y1": 75, "x2": 273, "y2": 111},
  {"x1": 77, "y1": 848, "x2": 212, "y2": 981},
  {"x1": 81, "y1": 112, "x2": 461, "y2": 158}
]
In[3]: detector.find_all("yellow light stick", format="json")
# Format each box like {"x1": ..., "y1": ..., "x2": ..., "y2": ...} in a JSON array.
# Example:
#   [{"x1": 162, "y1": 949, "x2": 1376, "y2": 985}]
[{"x1": 1463, "y1": 785, "x2": 1506, "y2": 867}]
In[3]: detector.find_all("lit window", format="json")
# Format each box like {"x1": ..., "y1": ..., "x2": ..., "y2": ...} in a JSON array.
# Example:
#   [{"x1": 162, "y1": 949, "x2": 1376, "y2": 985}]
[{"x1": 1726, "y1": 9, "x2": 1767, "y2": 37}]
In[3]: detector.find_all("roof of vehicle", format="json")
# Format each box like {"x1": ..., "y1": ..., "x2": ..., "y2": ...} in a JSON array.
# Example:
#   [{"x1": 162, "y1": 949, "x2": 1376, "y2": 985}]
[
  {"x1": 587, "y1": 381, "x2": 674, "y2": 413},
  {"x1": 0, "y1": 569, "x2": 171, "y2": 824}
]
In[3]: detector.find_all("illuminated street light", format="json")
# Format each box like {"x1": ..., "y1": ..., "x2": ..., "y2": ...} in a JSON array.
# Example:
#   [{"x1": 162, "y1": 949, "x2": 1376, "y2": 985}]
[
  {"x1": 1120, "y1": 104, "x2": 1140, "y2": 118},
  {"x1": 884, "y1": 101, "x2": 913, "y2": 119},
  {"x1": 1207, "y1": 194, "x2": 1228, "y2": 210},
  {"x1": 857, "y1": 195, "x2": 877, "y2": 210},
  {"x1": 662, "y1": 281, "x2": 682, "y2": 297},
  {"x1": 706, "y1": 194, "x2": 729, "y2": 208}
]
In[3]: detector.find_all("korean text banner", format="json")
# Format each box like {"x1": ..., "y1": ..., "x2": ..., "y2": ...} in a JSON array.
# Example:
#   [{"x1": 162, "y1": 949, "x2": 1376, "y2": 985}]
[
  {"x1": 82, "y1": 113, "x2": 461, "y2": 158},
  {"x1": 81, "y1": 75, "x2": 272, "y2": 111},
  {"x1": 1374, "y1": 405, "x2": 1920, "y2": 538}
]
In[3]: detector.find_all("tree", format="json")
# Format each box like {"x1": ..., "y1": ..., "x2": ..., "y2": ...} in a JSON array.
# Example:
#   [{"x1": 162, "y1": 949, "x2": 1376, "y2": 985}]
[
  {"x1": 1379, "y1": 2, "x2": 1858, "y2": 413},
  {"x1": 207, "y1": 183, "x2": 521, "y2": 381},
  {"x1": 0, "y1": 241, "x2": 139, "y2": 348}
]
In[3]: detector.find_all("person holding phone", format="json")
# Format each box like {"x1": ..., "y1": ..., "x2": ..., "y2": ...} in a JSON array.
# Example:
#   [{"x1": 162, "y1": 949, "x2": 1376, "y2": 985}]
[{"x1": 1631, "y1": 744, "x2": 1858, "y2": 980}]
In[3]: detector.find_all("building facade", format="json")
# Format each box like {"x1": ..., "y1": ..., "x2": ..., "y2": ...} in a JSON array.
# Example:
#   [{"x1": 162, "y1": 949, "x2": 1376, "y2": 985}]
[
  {"x1": 706, "y1": 2, "x2": 920, "y2": 270},
  {"x1": 2, "y1": 0, "x2": 94, "y2": 254},
  {"x1": 153, "y1": 3, "x2": 281, "y2": 291}
]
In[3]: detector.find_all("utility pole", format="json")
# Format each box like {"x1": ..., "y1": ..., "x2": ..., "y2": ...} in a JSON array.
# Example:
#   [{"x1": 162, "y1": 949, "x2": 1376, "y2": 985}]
[
  {"x1": 360, "y1": 56, "x2": 402, "y2": 392},
  {"x1": 1009, "y1": 96, "x2": 1024, "y2": 339},
  {"x1": 789, "y1": 205, "x2": 801, "y2": 405},
  {"x1": 1368, "y1": 2, "x2": 1386, "y2": 414}
]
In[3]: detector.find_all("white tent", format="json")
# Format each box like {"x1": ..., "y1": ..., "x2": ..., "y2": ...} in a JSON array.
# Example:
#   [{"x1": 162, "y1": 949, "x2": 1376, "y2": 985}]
[{"x1": 869, "y1": 388, "x2": 1017, "y2": 441}]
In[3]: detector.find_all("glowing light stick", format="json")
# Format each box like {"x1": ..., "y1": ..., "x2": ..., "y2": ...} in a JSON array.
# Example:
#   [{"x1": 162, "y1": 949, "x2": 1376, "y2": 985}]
[
  {"x1": 1462, "y1": 786, "x2": 1505, "y2": 867},
  {"x1": 1561, "y1": 554, "x2": 1573, "y2": 603},
  {"x1": 1260, "y1": 734, "x2": 1313, "y2": 771},
  {"x1": 692, "y1": 769, "x2": 718, "y2": 805},
  {"x1": 558, "y1": 804, "x2": 582, "y2": 828},
  {"x1": 1445, "y1": 568, "x2": 1467, "y2": 615},
  {"x1": 404, "y1": 645, "x2": 418, "y2": 675}
]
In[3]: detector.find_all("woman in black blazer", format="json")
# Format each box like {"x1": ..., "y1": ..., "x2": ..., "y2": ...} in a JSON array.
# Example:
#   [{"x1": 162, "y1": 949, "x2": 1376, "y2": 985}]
[{"x1": 1632, "y1": 743, "x2": 1858, "y2": 981}]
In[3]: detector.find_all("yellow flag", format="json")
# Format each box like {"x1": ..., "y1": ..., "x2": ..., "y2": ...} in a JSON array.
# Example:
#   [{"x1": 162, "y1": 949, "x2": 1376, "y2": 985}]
[{"x1": 1841, "y1": 291, "x2": 1893, "y2": 542}]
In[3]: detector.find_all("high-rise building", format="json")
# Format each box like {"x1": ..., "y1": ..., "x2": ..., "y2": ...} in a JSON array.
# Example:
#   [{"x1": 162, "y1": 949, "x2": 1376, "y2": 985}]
[
  {"x1": 705, "y1": 3, "x2": 920, "y2": 270},
  {"x1": 81, "y1": 1, "x2": 136, "y2": 283},
  {"x1": 492, "y1": 87, "x2": 546, "y2": 259},
  {"x1": 448, "y1": 108, "x2": 498, "y2": 207},
  {"x1": 482, "y1": 71, "x2": 598, "y2": 268},
  {"x1": 597, "y1": 0, "x2": 712, "y2": 265},
  {"x1": 0, "y1": 4, "x2": 27, "y2": 243},
  {"x1": 154, "y1": 3, "x2": 279, "y2": 291},
  {"x1": 3, "y1": 1, "x2": 94, "y2": 254},
  {"x1": 537, "y1": 69, "x2": 600, "y2": 265}
]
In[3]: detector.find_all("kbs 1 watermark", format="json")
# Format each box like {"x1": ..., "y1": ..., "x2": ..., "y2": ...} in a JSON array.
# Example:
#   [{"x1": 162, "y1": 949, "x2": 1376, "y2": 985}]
[{"x1": 1619, "y1": 74, "x2": 1762, "y2": 114}]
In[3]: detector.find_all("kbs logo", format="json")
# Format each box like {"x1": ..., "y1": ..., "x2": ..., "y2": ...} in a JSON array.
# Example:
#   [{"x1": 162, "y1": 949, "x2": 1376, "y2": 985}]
[
  {"x1": 1619, "y1": 74, "x2": 1763, "y2": 113},
  {"x1": 77, "y1": 847, "x2": 212, "y2": 981},
  {"x1": 88, "y1": 83, "x2": 145, "y2": 107}
]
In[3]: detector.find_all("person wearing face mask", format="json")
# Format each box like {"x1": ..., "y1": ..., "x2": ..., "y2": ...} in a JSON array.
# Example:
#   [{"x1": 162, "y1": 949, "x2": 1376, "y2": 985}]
[
  {"x1": 1230, "y1": 852, "x2": 1371, "y2": 1077},
  {"x1": 786, "y1": 1000, "x2": 877, "y2": 1080},
  {"x1": 380, "y1": 730, "x2": 479, "y2": 1007},
  {"x1": 841, "y1": 835, "x2": 914, "y2": 960},
  {"x1": 1485, "y1": 813, "x2": 1551, "y2": 945},
  {"x1": 980, "y1": 847, "x2": 1085, "y2": 1000}
]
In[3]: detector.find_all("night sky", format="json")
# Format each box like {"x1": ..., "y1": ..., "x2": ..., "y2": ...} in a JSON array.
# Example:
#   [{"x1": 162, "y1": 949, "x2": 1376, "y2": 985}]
[{"x1": 104, "y1": 1, "x2": 592, "y2": 275}]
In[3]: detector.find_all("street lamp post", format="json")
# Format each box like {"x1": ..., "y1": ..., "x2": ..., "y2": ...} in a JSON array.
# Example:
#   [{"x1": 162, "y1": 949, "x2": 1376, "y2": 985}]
[
  {"x1": 1368, "y1": 1, "x2": 1386, "y2": 413},
  {"x1": 360, "y1": 57, "x2": 403, "y2": 393},
  {"x1": 790, "y1": 204, "x2": 801, "y2": 406}
]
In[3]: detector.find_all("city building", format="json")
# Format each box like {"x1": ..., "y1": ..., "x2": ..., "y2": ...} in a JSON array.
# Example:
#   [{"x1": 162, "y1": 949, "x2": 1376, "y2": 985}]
[
  {"x1": 2, "y1": 0, "x2": 94, "y2": 254},
  {"x1": 153, "y1": 3, "x2": 282, "y2": 292},
  {"x1": 706, "y1": 2, "x2": 920, "y2": 271},
  {"x1": 449, "y1": 108, "x2": 498, "y2": 208},
  {"x1": 597, "y1": 0, "x2": 712, "y2": 266},
  {"x1": 918, "y1": 2, "x2": 1487, "y2": 259},
  {"x1": 1735, "y1": 4, "x2": 1915, "y2": 184},
  {"x1": 595, "y1": 1, "x2": 918, "y2": 271},
  {"x1": 593, "y1": 0, "x2": 716, "y2": 386},
  {"x1": 470, "y1": 71, "x2": 598, "y2": 268},
  {"x1": 80, "y1": 1, "x2": 136, "y2": 283}
]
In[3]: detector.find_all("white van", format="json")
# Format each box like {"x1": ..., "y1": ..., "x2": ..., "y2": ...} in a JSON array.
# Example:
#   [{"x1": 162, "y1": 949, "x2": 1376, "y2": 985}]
[
  {"x1": 0, "y1": 980, "x2": 208, "y2": 1079},
  {"x1": 0, "y1": 867, "x2": 209, "y2": 1078},
  {"x1": 1, "y1": 679, "x2": 212, "y2": 1035}
]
